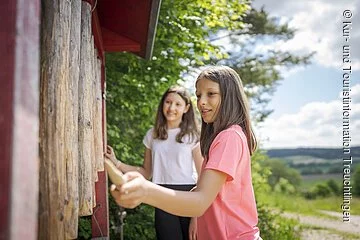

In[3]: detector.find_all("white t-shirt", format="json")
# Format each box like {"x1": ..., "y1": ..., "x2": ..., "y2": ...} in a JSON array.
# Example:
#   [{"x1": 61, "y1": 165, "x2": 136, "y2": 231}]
[{"x1": 143, "y1": 127, "x2": 199, "y2": 185}]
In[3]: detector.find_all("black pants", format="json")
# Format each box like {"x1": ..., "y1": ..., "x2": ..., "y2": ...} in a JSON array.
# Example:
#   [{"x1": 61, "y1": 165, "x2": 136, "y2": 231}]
[{"x1": 155, "y1": 184, "x2": 195, "y2": 240}]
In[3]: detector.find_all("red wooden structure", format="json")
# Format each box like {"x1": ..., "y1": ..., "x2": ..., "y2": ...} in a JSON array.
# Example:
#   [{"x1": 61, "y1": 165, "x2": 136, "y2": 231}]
[
  {"x1": 90, "y1": 0, "x2": 161, "y2": 238},
  {"x1": 0, "y1": 0, "x2": 161, "y2": 239},
  {"x1": 0, "y1": 1, "x2": 40, "y2": 239}
]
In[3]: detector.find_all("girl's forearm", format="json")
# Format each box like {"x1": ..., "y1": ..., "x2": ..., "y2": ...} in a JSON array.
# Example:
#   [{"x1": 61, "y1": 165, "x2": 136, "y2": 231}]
[
  {"x1": 118, "y1": 162, "x2": 150, "y2": 179},
  {"x1": 144, "y1": 182, "x2": 207, "y2": 217}
]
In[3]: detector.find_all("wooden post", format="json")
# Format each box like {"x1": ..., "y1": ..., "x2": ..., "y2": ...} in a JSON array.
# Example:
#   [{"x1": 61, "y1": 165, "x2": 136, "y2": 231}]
[
  {"x1": 90, "y1": 36, "x2": 98, "y2": 209},
  {"x1": 39, "y1": 0, "x2": 71, "y2": 239},
  {"x1": 90, "y1": 36, "x2": 98, "y2": 185},
  {"x1": 0, "y1": 0, "x2": 40, "y2": 239},
  {"x1": 63, "y1": 0, "x2": 81, "y2": 238},
  {"x1": 94, "y1": 58, "x2": 104, "y2": 172},
  {"x1": 78, "y1": 1, "x2": 95, "y2": 216}
]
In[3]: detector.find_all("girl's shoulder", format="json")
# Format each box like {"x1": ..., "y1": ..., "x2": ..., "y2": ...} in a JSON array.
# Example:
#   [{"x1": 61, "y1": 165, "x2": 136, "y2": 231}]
[
  {"x1": 220, "y1": 125, "x2": 244, "y2": 136},
  {"x1": 143, "y1": 127, "x2": 155, "y2": 149},
  {"x1": 213, "y1": 125, "x2": 245, "y2": 144},
  {"x1": 181, "y1": 132, "x2": 199, "y2": 145},
  {"x1": 145, "y1": 127, "x2": 154, "y2": 136},
  {"x1": 143, "y1": 127, "x2": 155, "y2": 141}
]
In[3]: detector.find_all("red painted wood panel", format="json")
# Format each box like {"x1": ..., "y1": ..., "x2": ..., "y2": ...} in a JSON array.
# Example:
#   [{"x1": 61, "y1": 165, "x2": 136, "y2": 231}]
[
  {"x1": 101, "y1": 27, "x2": 141, "y2": 52},
  {"x1": 0, "y1": 0, "x2": 40, "y2": 239},
  {"x1": 0, "y1": 0, "x2": 16, "y2": 237},
  {"x1": 92, "y1": 171, "x2": 109, "y2": 238},
  {"x1": 97, "y1": 0, "x2": 151, "y2": 56}
]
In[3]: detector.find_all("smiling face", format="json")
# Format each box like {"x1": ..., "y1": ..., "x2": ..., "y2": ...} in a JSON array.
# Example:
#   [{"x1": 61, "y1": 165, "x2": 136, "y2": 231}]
[
  {"x1": 162, "y1": 92, "x2": 190, "y2": 128},
  {"x1": 196, "y1": 78, "x2": 221, "y2": 124}
]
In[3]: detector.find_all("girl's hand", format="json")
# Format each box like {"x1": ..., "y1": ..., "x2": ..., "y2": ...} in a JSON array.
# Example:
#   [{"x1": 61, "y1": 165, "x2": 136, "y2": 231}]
[
  {"x1": 189, "y1": 217, "x2": 197, "y2": 240},
  {"x1": 105, "y1": 145, "x2": 119, "y2": 166},
  {"x1": 110, "y1": 171, "x2": 149, "y2": 209}
]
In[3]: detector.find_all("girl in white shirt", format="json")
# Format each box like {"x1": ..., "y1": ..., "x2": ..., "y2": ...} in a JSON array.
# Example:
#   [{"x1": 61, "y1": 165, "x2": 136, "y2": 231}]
[{"x1": 106, "y1": 85, "x2": 203, "y2": 240}]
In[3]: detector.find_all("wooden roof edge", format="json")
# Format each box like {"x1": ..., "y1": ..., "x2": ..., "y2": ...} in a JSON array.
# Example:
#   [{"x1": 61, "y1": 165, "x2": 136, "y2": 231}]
[{"x1": 145, "y1": 0, "x2": 162, "y2": 60}]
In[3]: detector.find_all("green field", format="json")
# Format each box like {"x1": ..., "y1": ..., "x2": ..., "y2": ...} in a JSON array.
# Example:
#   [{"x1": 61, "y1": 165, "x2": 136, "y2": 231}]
[
  {"x1": 300, "y1": 173, "x2": 342, "y2": 188},
  {"x1": 258, "y1": 192, "x2": 360, "y2": 216},
  {"x1": 258, "y1": 173, "x2": 360, "y2": 217}
]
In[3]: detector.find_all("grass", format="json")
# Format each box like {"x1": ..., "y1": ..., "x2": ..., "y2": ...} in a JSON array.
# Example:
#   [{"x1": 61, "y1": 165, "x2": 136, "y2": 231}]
[{"x1": 257, "y1": 192, "x2": 360, "y2": 217}]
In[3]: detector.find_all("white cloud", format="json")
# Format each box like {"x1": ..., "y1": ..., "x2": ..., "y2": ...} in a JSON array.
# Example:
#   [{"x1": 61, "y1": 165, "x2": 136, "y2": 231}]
[
  {"x1": 252, "y1": 0, "x2": 360, "y2": 71},
  {"x1": 256, "y1": 84, "x2": 360, "y2": 149},
  {"x1": 351, "y1": 84, "x2": 360, "y2": 103}
]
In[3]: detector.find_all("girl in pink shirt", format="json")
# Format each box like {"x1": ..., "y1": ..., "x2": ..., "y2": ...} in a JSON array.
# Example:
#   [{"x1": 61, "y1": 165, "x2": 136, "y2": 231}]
[{"x1": 109, "y1": 66, "x2": 261, "y2": 240}]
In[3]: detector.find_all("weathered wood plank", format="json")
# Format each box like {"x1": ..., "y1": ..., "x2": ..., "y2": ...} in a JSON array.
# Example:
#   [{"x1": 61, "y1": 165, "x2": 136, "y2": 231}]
[
  {"x1": 90, "y1": 35, "x2": 98, "y2": 208},
  {"x1": 94, "y1": 57, "x2": 104, "y2": 172},
  {"x1": 39, "y1": 0, "x2": 71, "y2": 239},
  {"x1": 90, "y1": 35, "x2": 98, "y2": 184},
  {"x1": 78, "y1": 1, "x2": 94, "y2": 216},
  {"x1": 63, "y1": 0, "x2": 81, "y2": 238}
]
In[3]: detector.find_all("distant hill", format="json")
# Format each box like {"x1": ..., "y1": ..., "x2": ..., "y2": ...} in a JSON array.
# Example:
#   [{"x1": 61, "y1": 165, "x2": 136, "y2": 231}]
[{"x1": 266, "y1": 146, "x2": 360, "y2": 159}]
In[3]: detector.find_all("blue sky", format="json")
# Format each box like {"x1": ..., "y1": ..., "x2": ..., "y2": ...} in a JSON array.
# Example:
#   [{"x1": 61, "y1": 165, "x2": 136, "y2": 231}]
[
  {"x1": 183, "y1": 0, "x2": 359, "y2": 149},
  {"x1": 268, "y1": 64, "x2": 360, "y2": 118},
  {"x1": 251, "y1": 0, "x2": 360, "y2": 149}
]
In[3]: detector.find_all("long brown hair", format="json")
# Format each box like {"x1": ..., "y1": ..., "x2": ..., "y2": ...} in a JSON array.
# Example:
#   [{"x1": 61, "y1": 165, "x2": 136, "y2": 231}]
[
  {"x1": 153, "y1": 85, "x2": 199, "y2": 143},
  {"x1": 196, "y1": 66, "x2": 257, "y2": 159}
]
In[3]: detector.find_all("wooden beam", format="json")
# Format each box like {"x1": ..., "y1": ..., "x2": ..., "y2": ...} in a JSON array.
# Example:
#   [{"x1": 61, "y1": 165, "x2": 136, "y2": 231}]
[
  {"x1": 78, "y1": 1, "x2": 95, "y2": 217},
  {"x1": 92, "y1": 9, "x2": 105, "y2": 61},
  {"x1": 63, "y1": 0, "x2": 81, "y2": 238},
  {"x1": 145, "y1": 0, "x2": 162, "y2": 60},
  {"x1": 0, "y1": 0, "x2": 40, "y2": 239},
  {"x1": 39, "y1": 0, "x2": 73, "y2": 238}
]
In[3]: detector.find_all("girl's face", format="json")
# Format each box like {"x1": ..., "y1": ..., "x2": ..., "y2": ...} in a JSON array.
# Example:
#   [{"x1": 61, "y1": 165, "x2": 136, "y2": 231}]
[
  {"x1": 163, "y1": 92, "x2": 189, "y2": 128},
  {"x1": 196, "y1": 78, "x2": 221, "y2": 123}
]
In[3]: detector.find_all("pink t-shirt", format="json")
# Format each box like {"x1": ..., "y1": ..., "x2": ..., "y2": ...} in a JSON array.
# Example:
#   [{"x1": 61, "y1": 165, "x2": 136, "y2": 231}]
[{"x1": 197, "y1": 125, "x2": 260, "y2": 240}]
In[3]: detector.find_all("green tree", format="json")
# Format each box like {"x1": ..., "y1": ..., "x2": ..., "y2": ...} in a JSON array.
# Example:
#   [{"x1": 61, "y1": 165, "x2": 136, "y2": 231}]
[
  {"x1": 274, "y1": 178, "x2": 296, "y2": 194},
  {"x1": 262, "y1": 158, "x2": 302, "y2": 189},
  {"x1": 326, "y1": 179, "x2": 340, "y2": 195}
]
